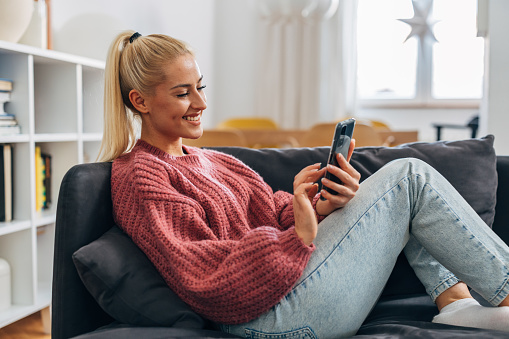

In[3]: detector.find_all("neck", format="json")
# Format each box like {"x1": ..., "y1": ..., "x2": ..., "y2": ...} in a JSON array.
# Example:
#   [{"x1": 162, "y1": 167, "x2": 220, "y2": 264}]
[{"x1": 139, "y1": 134, "x2": 185, "y2": 157}]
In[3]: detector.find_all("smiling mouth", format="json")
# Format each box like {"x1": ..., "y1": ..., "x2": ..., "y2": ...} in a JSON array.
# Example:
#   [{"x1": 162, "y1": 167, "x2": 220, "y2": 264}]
[{"x1": 183, "y1": 114, "x2": 201, "y2": 121}]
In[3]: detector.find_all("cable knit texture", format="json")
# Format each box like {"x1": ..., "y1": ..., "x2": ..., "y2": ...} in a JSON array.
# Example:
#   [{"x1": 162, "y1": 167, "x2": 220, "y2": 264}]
[{"x1": 111, "y1": 140, "x2": 315, "y2": 324}]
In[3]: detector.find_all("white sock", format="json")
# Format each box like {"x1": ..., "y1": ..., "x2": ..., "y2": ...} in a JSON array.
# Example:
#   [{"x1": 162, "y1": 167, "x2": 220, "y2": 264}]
[{"x1": 432, "y1": 298, "x2": 509, "y2": 332}]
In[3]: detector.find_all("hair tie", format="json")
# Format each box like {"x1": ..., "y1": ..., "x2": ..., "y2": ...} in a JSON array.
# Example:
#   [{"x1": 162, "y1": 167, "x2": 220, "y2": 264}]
[{"x1": 129, "y1": 32, "x2": 142, "y2": 43}]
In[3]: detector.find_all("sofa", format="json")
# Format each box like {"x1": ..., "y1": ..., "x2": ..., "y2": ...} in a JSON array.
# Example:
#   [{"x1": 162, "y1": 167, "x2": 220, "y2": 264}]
[{"x1": 52, "y1": 135, "x2": 509, "y2": 338}]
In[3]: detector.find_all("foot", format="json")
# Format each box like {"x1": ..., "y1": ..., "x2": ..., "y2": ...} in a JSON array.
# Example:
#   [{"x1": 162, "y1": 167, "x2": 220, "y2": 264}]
[{"x1": 432, "y1": 298, "x2": 509, "y2": 332}]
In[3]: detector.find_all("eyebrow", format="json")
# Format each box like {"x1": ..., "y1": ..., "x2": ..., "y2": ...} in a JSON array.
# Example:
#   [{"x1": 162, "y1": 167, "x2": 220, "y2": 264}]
[{"x1": 170, "y1": 75, "x2": 204, "y2": 90}]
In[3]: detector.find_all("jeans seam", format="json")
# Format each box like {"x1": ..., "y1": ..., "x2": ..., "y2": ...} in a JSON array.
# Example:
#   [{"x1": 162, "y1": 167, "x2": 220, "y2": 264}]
[{"x1": 429, "y1": 274, "x2": 460, "y2": 301}]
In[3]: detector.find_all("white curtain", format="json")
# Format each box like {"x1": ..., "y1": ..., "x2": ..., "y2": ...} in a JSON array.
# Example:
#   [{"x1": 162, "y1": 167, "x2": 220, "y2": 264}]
[{"x1": 253, "y1": 0, "x2": 358, "y2": 129}]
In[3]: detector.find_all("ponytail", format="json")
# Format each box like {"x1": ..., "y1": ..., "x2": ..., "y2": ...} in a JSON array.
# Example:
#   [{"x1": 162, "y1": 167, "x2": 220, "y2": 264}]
[{"x1": 97, "y1": 30, "x2": 194, "y2": 162}]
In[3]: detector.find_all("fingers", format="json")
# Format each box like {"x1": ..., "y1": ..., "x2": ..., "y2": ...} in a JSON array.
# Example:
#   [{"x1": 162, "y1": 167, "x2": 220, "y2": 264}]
[
  {"x1": 294, "y1": 163, "x2": 326, "y2": 190},
  {"x1": 347, "y1": 139, "x2": 356, "y2": 162},
  {"x1": 320, "y1": 153, "x2": 360, "y2": 204},
  {"x1": 328, "y1": 153, "x2": 361, "y2": 185}
]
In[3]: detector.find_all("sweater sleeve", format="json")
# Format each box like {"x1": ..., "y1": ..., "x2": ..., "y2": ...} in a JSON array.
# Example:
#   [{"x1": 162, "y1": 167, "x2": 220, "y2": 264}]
[{"x1": 123, "y1": 163, "x2": 314, "y2": 325}]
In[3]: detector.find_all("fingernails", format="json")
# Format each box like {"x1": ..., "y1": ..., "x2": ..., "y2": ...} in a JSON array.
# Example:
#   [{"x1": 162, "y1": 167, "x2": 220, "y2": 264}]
[{"x1": 322, "y1": 178, "x2": 329, "y2": 184}]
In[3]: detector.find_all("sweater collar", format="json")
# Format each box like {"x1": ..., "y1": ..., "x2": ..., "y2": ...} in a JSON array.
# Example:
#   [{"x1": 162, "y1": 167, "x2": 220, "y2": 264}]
[{"x1": 135, "y1": 139, "x2": 202, "y2": 162}]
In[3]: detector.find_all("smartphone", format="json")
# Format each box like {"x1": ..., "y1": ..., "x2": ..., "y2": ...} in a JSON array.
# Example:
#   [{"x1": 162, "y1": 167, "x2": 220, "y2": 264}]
[{"x1": 320, "y1": 118, "x2": 356, "y2": 200}]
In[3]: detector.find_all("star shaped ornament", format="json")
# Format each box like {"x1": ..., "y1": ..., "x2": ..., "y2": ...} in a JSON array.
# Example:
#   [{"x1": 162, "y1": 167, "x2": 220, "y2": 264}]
[{"x1": 398, "y1": 0, "x2": 438, "y2": 44}]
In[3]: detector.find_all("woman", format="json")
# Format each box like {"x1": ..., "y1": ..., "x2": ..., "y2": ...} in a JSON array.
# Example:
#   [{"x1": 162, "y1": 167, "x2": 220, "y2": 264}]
[{"x1": 98, "y1": 31, "x2": 509, "y2": 338}]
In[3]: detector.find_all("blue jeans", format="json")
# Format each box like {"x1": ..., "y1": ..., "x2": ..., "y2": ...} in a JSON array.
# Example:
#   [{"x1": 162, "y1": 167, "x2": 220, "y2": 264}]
[{"x1": 219, "y1": 158, "x2": 509, "y2": 338}]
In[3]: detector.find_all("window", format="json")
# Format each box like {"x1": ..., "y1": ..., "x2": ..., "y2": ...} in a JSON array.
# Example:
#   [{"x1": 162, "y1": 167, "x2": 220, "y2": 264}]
[{"x1": 356, "y1": 0, "x2": 484, "y2": 107}]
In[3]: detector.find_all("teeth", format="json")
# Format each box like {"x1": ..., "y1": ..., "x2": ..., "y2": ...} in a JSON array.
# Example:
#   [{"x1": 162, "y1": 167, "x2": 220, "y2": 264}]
[{"x1": 183, "y1": 115, "x2": 200, "y2": 121}]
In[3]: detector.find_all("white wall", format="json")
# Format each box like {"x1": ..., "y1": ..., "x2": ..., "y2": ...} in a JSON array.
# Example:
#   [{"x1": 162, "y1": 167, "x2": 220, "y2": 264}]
[
  {"x1": 50, "y1": 0, "x2": 217, "y2": 126},
  {"x1": 479, "y1": 0, "x2": 509, "y2": 155},
  {"x1": 211, "y1": 0, "x2": 258, "y2": 127},
  {"x1": 49, "y1": 0, "x2": 509, "y2": 152}
]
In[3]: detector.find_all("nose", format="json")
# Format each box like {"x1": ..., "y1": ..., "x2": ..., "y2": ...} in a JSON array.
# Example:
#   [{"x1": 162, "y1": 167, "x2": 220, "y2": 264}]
[{"x1": 192, "y1": 90, "x2": 207, "y2": 111}]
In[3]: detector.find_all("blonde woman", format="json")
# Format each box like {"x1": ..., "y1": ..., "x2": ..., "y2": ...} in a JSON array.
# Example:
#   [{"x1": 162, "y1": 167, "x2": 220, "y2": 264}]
[{"x1": 99, "y1": 31, "x2": 509, "y2": 338}]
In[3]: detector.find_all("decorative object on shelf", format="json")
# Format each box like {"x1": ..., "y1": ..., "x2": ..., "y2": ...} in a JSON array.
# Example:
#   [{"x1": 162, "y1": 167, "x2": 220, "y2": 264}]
[
  {"x1": 0, "y1": 144, "x2": 13, "y2": 222},
  {"x1": 0, "y1": 258, "x2": 11, "y2": 311},
  {"x1": 0, "y1": 79, "x2": 21, "y2": 136},
  {"x1": 19, "y1": 0, "x2": 48, "y2": 49},
  {"x1": 0, "y1": 0, "x2": 34, "y2": 43}
]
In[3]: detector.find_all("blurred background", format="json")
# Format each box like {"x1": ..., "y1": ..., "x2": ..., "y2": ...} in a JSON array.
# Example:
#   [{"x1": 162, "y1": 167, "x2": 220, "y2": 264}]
[{"x1": 45, "y1": 0, "x2": 509, "y2": 153}]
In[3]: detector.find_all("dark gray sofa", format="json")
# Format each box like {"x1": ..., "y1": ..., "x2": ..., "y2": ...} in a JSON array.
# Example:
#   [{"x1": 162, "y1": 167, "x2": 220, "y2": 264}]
[{"x1": 52, "y1": 135, "x2": 509, "y2": 338}]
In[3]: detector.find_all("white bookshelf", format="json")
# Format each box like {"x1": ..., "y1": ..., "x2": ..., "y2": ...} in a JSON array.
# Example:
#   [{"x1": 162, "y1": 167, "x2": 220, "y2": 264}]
[{"x1": 0, "y1": 40, "x2": 104, "y2": 329}]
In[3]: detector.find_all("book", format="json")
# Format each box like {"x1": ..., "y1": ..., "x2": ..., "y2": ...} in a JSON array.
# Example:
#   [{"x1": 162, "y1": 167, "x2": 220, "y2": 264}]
[
  {"x1": 0, "y1": 144, "x2": 13, "y2": 222},
  {"x1": 0, "y1": 126, "x2": 21, "y2": 136},
  {"x1": 35, "y1": 146, "x2": 44, "y2": 212},
  {"x1": 41, "y1": 153, "x2": 51, "y2": 209},
  {"x1": 0, "y1": 79, "x2": 13, "y2": 92}
]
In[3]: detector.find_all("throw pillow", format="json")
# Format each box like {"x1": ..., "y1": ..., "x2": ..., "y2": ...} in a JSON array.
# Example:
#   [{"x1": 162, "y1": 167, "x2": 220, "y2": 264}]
[{"x1": 72, "y1": 226, "x2": 205, "y2": 328}]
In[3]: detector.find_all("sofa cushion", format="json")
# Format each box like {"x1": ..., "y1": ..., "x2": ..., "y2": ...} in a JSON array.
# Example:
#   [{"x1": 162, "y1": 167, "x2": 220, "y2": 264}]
[{"x1": 72, "y1": 226, "x2": 206, "y2": 329}]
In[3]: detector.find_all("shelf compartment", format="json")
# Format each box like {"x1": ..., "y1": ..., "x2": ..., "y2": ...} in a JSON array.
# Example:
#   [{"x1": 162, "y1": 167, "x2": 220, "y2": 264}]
[
  {"x1": 0, "y1": 229, "x2": 34, "y2": 308},
  {"x1": 35, "y1": 142, "x2": 79, "y2": 216},
  {"x1": 82, "y1": 66, "x2": 104, "y2": 134},
  {"x1": 11, "y1": 143, "x2": 31, "y2": 221},
  {"x1": 36, "y1": 224, "x2": 54, "y2": 306},
  {"x1": 83, "y1": 140, "x2": 101, "y2": 163},
  {"x1": 34, "y1": 62, "x2": 78, "y2": 134},
  {"x1": 0, "y1": 53, "x2": 32, "y2": 136}
]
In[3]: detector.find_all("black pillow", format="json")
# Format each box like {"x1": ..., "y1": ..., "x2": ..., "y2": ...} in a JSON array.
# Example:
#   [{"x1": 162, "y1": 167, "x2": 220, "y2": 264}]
[{"x1": 72, "y1": 226, "x2": 205, "y2": 328}]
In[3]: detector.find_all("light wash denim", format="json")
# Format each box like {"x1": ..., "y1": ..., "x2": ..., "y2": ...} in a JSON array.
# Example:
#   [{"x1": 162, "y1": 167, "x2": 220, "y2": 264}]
[{"x1": 219, "y1": 158, "x2": 509, "y2": 339}]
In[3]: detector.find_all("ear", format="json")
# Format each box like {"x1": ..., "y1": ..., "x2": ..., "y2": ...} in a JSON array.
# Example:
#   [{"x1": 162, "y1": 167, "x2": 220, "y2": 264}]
[{"x1": 129, "y1": 89, "x2": 149, "y2": 114}]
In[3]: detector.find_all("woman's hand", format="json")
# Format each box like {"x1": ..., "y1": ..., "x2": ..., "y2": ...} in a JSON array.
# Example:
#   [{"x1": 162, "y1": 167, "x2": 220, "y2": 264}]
[
  {"x1": 293, "y1": 163, "x2": 326, "y2": 246},
  {"x1": 316, "y1": 139, "x2": 360, "y2": 216}
]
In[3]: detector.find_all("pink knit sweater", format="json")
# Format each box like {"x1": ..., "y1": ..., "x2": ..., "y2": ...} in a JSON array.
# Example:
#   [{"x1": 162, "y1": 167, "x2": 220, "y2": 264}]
[{"x1": 111, "y1": 140, "x2": 315, "y2": 324}]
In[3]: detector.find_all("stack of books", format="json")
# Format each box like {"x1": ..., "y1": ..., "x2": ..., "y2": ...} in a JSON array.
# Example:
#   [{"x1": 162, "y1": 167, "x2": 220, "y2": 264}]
[{"x1": 0, "y1": 79, "x2": 21, "y2": 136}]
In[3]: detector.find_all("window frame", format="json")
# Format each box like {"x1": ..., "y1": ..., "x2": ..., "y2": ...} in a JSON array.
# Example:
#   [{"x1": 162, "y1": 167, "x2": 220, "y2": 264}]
[{"x1": 356, "y1": 0, "x2": 482, "y2": 110}]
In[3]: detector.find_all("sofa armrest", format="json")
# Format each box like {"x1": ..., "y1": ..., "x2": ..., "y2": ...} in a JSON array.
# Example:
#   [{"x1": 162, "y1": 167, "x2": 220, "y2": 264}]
[
  {"x1": 52, "y1": 162, "x2": 115, "y2": 339},
  {"x1": 493, "y1": 156, "x2": 509, "y2": 242}
]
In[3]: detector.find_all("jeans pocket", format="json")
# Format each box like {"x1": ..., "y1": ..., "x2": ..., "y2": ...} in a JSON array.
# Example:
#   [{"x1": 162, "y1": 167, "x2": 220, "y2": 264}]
[{"x1": 244, "y1": 326, "x2": 317, "y2": 339}]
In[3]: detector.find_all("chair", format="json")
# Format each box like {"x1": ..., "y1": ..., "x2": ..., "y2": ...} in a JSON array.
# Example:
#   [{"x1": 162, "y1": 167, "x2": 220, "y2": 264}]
[
  {"x1": 353, "y1": 123, "x2": 386, "y2": 147},
  {"x1": 298, "y1": 123, "x2": 337, "y2": 147},
  {"x1": 216, "y1": 117, "x2": 289, "y2": 148},
  {"x1": 216, "y1": 117, "x2": 279, "y2": 130},
  {"x1": 432, "y1": 115, "x2": 479, "y2": 141},
  {"x1": 299, "y1": 122, "x2": 387, "y2": 148},
  {"x1": 183, "y1": 130, "x2": 247, "y2": 147}
]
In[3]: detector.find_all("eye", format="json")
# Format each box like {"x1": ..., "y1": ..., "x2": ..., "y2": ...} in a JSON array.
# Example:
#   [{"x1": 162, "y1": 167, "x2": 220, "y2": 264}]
[
  {"x1": 198, "y1": 85, "x2": 207, "y2": 91},
  {"x1": 177, "y1": 92, "x2": 189, "y2": 98}
]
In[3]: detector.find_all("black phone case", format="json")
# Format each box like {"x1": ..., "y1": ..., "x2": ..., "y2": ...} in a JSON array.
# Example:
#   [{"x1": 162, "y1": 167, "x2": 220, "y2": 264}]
[{"x1": 320, "y1": 118, "x2": 356, "y2": 200}]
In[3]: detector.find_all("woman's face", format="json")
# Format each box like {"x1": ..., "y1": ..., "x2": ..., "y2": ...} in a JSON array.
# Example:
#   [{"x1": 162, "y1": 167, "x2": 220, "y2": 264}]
[{"x1": 138, "y1": 54, "x2": 207, "y2": 150}]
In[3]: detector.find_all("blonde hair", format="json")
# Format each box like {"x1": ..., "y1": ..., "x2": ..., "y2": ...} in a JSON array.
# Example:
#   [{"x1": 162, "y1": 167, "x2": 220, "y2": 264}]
[{"x1": 97, "y1": 31, "x2": 194, "y2": 162}]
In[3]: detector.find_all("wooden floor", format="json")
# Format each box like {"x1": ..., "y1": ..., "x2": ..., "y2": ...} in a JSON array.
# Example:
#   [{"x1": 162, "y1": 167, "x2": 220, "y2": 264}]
[{"x1": 0, "y1": 312, "x2": 50, "y2": 339}]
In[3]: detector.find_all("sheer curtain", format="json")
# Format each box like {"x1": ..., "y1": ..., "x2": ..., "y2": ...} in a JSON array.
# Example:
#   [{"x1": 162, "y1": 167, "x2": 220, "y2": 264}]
[{"x1": 253, "y1": 0, "x2": 358, "y2": 129}]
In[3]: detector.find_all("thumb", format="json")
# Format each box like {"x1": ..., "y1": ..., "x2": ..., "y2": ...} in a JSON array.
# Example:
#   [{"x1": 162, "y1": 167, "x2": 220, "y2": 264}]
[{"x1": 307, "y1": 183, "x2": 319, "y2": 198}]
